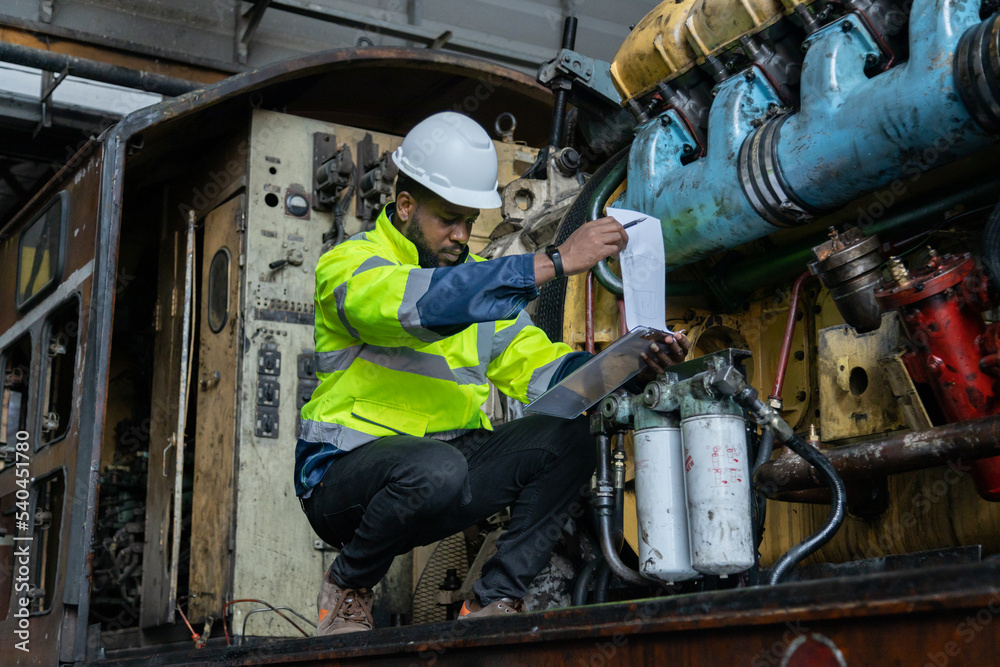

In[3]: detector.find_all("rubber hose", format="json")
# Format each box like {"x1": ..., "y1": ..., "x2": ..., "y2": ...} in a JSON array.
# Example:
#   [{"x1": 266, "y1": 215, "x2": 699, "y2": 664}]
[
  {"x1": 753, "y1": 429, "x2": 774, "y2": 475},
  {"x1": 766, "y1": 432, "x2": 847, "y2": 585},
  {"x1": 595, "y1": 434, "x2": 648, "y2": 586},
  {"x1": 714, "y1": 372, "x2": 845, "y2": 584},
  {"x1": 594, "y1": 561, "x2": 613, "y2": 603},
  {"x1": 588, "y1": 159, "x2": 628, "y2": 295},
  {"x1": 585, "y1": 154, "x2": 707, "y2": 298},
  {"x1": 982, "y1": 200, "x2": 1000, "y2": 291},
  {"x1": 597, "y1": 514, "x2": 647, "y2": 586},
  {"x1": 613, "y1": 487, "x2": 625, "y2": 552},
  {"x1": 572, "y1": 556, "x2": 603, "y2": 606},
  {"x1": 752, "y1": 429, "x2": 773, "y2": 548}
]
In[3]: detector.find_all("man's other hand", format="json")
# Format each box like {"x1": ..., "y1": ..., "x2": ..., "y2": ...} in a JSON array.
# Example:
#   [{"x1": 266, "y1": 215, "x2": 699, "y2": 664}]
[{"x1": 636, "y1": 331, "x2": 691, "y2": 384}]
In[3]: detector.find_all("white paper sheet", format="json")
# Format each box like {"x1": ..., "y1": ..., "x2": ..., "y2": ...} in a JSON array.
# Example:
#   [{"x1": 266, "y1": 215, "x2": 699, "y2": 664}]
[{"x1": 606, "y1": 206, "x2": 671, "y2": 333}]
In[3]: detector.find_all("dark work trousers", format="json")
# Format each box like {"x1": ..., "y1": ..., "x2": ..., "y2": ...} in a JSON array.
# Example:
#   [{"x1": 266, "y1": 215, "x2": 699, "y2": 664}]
[{"x1": 300, "y1": 414, "x2": 595, "y2": 605}]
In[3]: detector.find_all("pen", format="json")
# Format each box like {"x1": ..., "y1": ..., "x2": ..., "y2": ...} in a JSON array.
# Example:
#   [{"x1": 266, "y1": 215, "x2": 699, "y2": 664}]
[{"x1": 622, "y1": 217, "x2": 647, "y2": 229}]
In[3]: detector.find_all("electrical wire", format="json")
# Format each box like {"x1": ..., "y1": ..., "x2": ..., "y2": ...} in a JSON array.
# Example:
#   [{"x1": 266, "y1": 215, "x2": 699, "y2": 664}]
[
  {"x1": 883, "y1": 204, "x2": 995, "y2": 261},
  {"x1": 241, "y1": 605, "x2": 317, "y2": 637},
  {"x1": 175, "y1": 602, "x2": 201, "y2": 646},
  {"x1": 222, "y1": 598, "x2": 310, "y2": 645}
]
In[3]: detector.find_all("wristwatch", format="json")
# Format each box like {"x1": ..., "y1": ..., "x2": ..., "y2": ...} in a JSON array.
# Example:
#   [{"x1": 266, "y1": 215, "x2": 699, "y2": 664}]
[{"x1": 545, "y1": 244, "x2": 564, "y2": 279}]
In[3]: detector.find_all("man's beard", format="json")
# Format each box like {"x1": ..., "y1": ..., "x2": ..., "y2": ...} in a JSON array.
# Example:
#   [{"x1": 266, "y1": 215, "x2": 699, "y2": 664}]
[{"x1": 403, "y1": 208, "x2": 445, "y2": 269}]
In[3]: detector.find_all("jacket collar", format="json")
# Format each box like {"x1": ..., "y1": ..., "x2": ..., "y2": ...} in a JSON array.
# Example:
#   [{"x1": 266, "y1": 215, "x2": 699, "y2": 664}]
[
  {"x1": 373, "y1": 204, "x2": 418, "y2": 265},
  {"x1": 373, "y1": 202, "x2": 471, "y2": 266}
]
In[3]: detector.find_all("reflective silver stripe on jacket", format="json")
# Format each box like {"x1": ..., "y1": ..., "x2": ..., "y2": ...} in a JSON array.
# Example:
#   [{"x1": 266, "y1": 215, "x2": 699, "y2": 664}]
[
  {"x1": 364, "y1": 341, "x2": 486, "y2": 385},
  {"x1": 333, "y1": 282, "x2": 362, "y2": 340},
  {"x1": 397, "y1": 269, "x2": 443, "y2": 343},
  {"x1": 490, "y1": 311, "x2": 532, "y2": 362},
  {"x1": 326, "y1": 256, "x2": 397, "y2": 344},
  {"x1": 315, "y1": 325, "x2": 490, "y2": 384},
  {"x1": 527, "y1": 356, "x2": 565, "y2": 402},
  {"x1": 354, "y1": 255, "x2": 394, "y2": 276},
  {"x1": 299, "y1": 418, "x2": 377, "y2": 452},
  {"x1": 315, "y1": 347, "x2": 362, "y2": 374}
]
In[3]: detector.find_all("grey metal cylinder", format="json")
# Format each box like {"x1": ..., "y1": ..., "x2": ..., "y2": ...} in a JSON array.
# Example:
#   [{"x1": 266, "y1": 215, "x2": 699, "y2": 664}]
[
  {"x1": 809, "y1": 228, "x2": 884, "y2": 333},
  {"x1": 634, "y1": 426, "x2": 699, "y2": 583},
  {"x1": 682, "y1": 414, "x2": 754, "y2": 575}
]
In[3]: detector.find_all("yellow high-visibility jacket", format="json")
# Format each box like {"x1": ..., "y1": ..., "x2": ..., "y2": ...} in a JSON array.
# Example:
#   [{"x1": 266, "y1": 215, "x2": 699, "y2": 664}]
[{"x1": 295, "y1": 204, "x2": 581, "y2": 496}]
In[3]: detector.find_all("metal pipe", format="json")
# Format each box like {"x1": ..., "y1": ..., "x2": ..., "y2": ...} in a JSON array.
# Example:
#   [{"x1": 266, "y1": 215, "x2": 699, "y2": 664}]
[
  {"x1": 756, "y1": 414, "x2": 1000, "y2": 495},
  {"x1": 721, "y1": 177, "x2": 1000, "y2": 299},
  {"x1": 548, "y1": 16, "x2": 578, "y2": 149},
  {"x1": 586, "y1": 155, "x2": 707, "y2": 297},
  {"x1": 589, "y1": 159, "x2": 627, "y2": 295},
  {"x1": 594, "y1": 434, "x2": 648, "y2": 586},
  {"x1": 168, "y1": 209, "x2": 197, "y2": 621},
  {"x1": 0, "y1": 41, "x2": 200, "y2": 97},
  {"x1": 769, "y1": 272, "x2": 812, "y2": 405}
]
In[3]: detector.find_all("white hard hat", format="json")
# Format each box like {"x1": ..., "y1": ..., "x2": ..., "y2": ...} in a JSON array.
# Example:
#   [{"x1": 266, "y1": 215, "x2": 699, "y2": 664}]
[{"x1": 392, "y1": 112, "x2": 502, "y2": 209}]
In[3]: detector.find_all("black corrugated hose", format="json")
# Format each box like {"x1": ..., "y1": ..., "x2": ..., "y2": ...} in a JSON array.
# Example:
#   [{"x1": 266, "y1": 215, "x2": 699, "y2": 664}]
[{"x1": 534, "y1": 147, "x2": 631, "y2": 342}]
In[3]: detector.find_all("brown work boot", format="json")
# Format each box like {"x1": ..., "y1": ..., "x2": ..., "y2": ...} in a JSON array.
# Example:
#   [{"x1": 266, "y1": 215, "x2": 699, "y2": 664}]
[
  {"x1": 316, "y1": 576, "x2": 374, "y2": 636},
  {"x1": 457, "y1": 597, "x2": 524, "y2": 619}
]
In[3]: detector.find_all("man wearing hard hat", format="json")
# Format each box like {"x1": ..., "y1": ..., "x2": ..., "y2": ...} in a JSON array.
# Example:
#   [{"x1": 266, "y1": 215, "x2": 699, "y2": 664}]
[{"x1": 295, "y1": 112, "x2": 689, "y2": 635}]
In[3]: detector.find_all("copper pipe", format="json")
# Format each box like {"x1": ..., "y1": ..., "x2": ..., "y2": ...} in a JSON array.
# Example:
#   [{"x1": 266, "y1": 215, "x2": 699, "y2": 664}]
[
  {"x1": 770, "y1": 271, "x2": 813, "y2": 403},
  {"x1": 756, "y1": 415, "x2": 1000, "y2": 496},
  {"x1": 616, "y1": 297, "x2": 627, "y2": 336},
  {"x1": 585, "y1": 271, "x2": 595, "y2": 354}
]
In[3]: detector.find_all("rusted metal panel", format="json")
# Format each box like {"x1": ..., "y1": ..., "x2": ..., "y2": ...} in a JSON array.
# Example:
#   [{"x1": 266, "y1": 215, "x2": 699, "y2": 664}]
[
  {"x1": 816, "y1": 313, "x2": 910, "y2": 442},
  {"x1": 91, "y1": 560, "x2": 1000, "y2": 666},
  {"x1": 0, "y1": 141, "x2": 102, "y2": 666}
]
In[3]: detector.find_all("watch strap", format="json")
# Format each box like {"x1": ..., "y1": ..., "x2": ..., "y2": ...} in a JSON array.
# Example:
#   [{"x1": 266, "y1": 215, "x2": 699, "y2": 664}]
[{"x1": 545, "y1": 244, "x2": 564, "y2": 279}]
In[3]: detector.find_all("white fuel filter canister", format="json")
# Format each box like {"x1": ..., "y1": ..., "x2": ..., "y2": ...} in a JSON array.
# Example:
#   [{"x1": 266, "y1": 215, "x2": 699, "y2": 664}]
[
  {"x1": 681, "y1": 414, "x2": 754, "y2": 575},
  {"x1": 634, "y1": 426, "x2": 699, "y2": 583}
]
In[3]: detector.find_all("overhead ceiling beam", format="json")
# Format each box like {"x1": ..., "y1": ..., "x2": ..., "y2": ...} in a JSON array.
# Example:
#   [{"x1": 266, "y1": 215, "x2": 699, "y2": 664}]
[
  {"x1": 0, "y1": 41, "x2": 201, "y2": 97},
  {"x1": 246, "y1": 0, "x2": 552, "y2": 69}
]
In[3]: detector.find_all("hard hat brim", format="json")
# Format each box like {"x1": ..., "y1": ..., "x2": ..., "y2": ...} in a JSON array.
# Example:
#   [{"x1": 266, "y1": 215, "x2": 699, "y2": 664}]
[{"x1": 392, "y1": 149, "x2": 503, "y2": 210}]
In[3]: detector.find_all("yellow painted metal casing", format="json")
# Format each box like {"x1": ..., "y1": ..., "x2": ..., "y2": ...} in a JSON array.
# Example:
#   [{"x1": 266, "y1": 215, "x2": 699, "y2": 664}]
[
  {"x1": 684, "y1": 0, "x2": 786, "y2": 60},
  {"x1": 609, "y1": 0, "x2": 702, "y2": 104},
  {"x1": 610, "y1": 0, "x2": 807, "y2": 104}
]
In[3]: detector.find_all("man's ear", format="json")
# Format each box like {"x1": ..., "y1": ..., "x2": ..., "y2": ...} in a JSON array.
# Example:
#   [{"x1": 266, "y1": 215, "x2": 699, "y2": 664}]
[{"x1": 395, "y1": 191, "x2": 417, "y2": 224}]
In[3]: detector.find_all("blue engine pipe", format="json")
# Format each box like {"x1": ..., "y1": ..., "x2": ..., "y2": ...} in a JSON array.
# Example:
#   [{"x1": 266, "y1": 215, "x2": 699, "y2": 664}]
[{"x1": 621, "y1": 0, "x2": 997, "y2": 270}]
